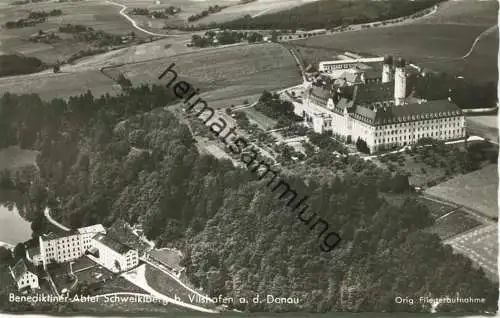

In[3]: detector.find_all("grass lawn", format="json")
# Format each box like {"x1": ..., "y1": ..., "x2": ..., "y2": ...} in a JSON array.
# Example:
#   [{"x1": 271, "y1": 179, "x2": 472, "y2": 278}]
[
  {"x1": 145, "y1": 265, "x2": 216, "y2": 309},
  {"x1": 0, "y1": 70, "x2": 118, "y2": 101},
  {"x1": 466, "y1": 115, "x2": 499, "y2": 144},
  {"x1": 149, "y1": 248, "x2": 183, "y2": 271},
  {"x1": 0, "y1": 0, "x2": 148, "y2": 63},
  {"x1": 426, "y1": 208, "x2": 483, "y2": 240},
  {"x1": 417, "y1": 196, "x2": 458, "y2": 219},
  {"x1": 424, "y1": 164, "x2": 498, "y2": 219},
  {"x1": 103, "y1": 42, "x2": 302, "y2": 100},
  {"x1": 242, "y1": 107, "x2": 277, "y2": 131},
  {"x1": 377, "y1": 150, "x2": 449, "y2": 187}
]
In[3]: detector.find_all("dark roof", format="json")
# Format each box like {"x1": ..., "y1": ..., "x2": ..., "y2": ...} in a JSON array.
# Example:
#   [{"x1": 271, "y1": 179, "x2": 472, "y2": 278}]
[
  {"x1": 362, "y1": 68, "x2": 382, "y2": 79},
  {"x1": 11, "y1": 259, "x2": 36, "y2": 280},
  {"x1": 44, "y1": 230, "x2": 79, "y2": 240},
  {"x1": 27, "y1": 246, "x2": 40, "y2": 257},
  {"x1": 352, "y1": 100, "x2": 463, "y2": 125},
  {"x1": 353, "y1": 82, "x2": 394, "y2": 105},
  {"x1": 93, "y1": 233, "x2": 133, "y2": 254}
]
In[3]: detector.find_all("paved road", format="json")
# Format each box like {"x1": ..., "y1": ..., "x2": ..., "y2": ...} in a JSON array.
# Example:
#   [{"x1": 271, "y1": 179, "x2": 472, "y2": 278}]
[{"x1": 44, "y1": 207, "x2": 71, "y2": 232}]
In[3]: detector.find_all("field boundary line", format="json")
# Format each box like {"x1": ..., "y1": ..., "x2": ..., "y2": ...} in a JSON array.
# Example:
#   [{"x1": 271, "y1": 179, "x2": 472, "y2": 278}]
[{"x1": 422, "y1": 194, "x2": 495, "y2": 223}]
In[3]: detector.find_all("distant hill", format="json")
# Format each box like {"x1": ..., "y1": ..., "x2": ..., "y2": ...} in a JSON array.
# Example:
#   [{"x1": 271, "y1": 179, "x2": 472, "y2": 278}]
[
  {"x1": 219, "y1": 0, "x2": 445, "y2": 30},
  {"x1": 0, "y1": 55, "x2": 45, "y2": 78}
]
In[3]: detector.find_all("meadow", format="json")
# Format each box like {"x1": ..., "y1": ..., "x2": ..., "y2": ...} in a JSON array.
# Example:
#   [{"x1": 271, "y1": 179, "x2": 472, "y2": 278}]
[
  {"x1": 0, "y1": 0, "x2": 146, "y2": 63},
  {"x1": 0, "y1": 70, "x2": 118, "y2": 100},
  {"x1": 102, "y1": 43, "x2": 302, "y2": 105},
  {"x1": 424, "y1": 164, "x2": 498, "y2": 219},
  {"x1": 466, "y1": 115, "x2": 499, "y2": 143},
  {"x1": 291, "y1": 0, "x2": 498, "y2": 83}
]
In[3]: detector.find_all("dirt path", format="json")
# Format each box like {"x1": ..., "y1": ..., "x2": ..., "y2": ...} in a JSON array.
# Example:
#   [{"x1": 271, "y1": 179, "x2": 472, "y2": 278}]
[{"x1": 460, "y1": 24, "x2": 498, "y2": 60}]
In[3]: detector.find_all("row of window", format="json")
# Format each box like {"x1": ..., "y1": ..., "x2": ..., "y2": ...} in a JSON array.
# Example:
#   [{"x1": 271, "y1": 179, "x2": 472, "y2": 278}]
[
  {"x1": 375, "y1": 124, "x2": 461, "y2": 136},
  {"x1": 374, "y1": 130, "x2": 464, "y2": 144}
]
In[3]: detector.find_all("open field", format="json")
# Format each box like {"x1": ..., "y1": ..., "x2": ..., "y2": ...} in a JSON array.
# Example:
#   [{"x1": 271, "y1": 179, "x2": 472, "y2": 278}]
[
  {"x1": 426, "y1": 208, "x2": 483, "y2": 240},
  {"x1": 417, "y1": 196, "x2": 459, "y2": 219},
  {"x1": 424, "y1": 164, "x2": 498, "y2": 219},
  {"x1": 444, "y1": 223, "x2": 498, "y2": 282},
  {"x1": 102, "y1": 43, "x2": 302, "y2": 105},
  {"x1": 466, "y1": 115, "x2": 499, "y2": 144},
  {"x1": 0, "y1": 70, "x2": 118, "y2": 100},
  {"x1": 192, "y1": 0, "x2": 320, "y2": 26},
  {"x1": 149, "y1": 248, "x2": 183, "y2": 271},
  {"x1": 145, "y1": 265, "x2": 208, "y2": 306},
  {"x1": 110, "y1": 0, "x2": 319, "y2": 28},
  {"x1": 242, "y1": 107, "x2": 277, "y2": 130},
  {"x1": 291, "y1": 0, "x2": 498, "y2": 83},
  {"x1": 0, "y1": 0, "x2": 147, "y2": 63}
]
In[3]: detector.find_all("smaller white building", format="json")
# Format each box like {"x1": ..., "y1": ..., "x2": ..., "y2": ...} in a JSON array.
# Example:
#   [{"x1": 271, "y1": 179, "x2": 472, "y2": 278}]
[
  {"x1": 10, "y1": 259, "x2": 39, "y2": 291},
  {"x1": 91, "y1": 233, "x2": 139, "y2": 273}
]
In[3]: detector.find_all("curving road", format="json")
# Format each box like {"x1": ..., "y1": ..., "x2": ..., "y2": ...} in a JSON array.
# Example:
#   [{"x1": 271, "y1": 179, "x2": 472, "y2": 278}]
[
  {"x1": 105, "y1": 0, "x2": 173, "y2": 37},
  {"x1": 44, "y1": 207, "x2": 71, "y2": 232}
]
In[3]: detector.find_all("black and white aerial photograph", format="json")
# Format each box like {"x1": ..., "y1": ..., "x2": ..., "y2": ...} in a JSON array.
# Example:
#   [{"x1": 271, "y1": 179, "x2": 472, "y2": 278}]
[{"x1": 0, "y1": 0, "x2": 498, "y2": 317}]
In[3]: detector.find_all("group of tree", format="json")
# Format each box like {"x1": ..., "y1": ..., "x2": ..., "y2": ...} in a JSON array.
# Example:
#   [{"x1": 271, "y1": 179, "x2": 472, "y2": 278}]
[
  {"x1": 4, "y1": 10, "x2": 62, "y2": 29},
  {"x1": 355, "y1": 137, "x2": 370, "y2": 154},
  {"x1": 130, "y1": 6, "x2": 180, "y2": 19},
  {"x1": 0, "y1": 83, "x2": 497, "y2": 313},
  {"x1": 187, "y1": 5, "x2": 226, "y2": 22},
  {"x1": 407, "y1": 72, "x2": 497, "y2": 109},
  {"x1": 217, "y1": 0, "x2": 444, "y2": 30},
  {"x1": 256, "y1": 91, "x2": 301, "y2": 127},
  {"x1": 307, "y1": 131, "x2": 348, "y2": 155},
  {"x1": 58, "y1": 24, "x2": 132, "y2": 47},
  {"x1": 190, "y1": 30, "x2": 262, "y2": 47},
  {"x1": 0, "y1": 55, "x2": 45, "y2": 78}
]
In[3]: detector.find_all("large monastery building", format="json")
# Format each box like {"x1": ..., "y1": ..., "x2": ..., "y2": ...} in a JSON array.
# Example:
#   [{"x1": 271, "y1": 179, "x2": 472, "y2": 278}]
[{"x1": 296, "y1": 56, "x2": 466, "y2": 153}]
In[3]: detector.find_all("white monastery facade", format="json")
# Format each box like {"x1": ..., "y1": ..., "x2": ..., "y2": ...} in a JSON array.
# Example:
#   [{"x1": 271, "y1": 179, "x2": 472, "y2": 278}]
[{"x1": 296, "y1": 56, "x2": 466, "y2": 153}]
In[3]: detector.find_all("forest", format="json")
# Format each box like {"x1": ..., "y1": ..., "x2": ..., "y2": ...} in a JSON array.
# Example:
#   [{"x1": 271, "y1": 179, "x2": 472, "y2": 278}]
[
  {"x1": 407, "y1": 72, "x2": 498, "y2": 109},
  {"x1": 0, "y1": 55, "x2": 45, "y2": 78},
  {"x1": 219, "y1": 0, "x2": 444, "y2": 30},
  {"x1": 0, "y1": 85, "x2": 497, "y2": 313}
]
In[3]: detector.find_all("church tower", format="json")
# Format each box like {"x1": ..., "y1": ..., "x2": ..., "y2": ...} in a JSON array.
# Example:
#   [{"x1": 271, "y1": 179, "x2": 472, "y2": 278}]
[
  {"x1": 394, "y1": 58, "x2": 406, "y2": 106},
  {"x1": 382, "y1": 56, "x2": 393, "y2": 83}
]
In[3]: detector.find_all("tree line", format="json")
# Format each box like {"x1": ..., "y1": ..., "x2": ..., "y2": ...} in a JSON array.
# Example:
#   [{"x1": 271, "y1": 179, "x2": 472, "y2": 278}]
[
  {"x1": 217, "y1": 0, "x2": 444, "y2": 30},
  {"x1": 0, "y1": 85, "x2": 497, "y2": 313}
]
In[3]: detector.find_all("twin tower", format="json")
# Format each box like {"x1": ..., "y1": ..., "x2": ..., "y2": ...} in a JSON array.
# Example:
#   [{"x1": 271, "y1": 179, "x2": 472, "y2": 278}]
[{"x1": 382, "y1": 56, "x2": 406, "y2": 106}]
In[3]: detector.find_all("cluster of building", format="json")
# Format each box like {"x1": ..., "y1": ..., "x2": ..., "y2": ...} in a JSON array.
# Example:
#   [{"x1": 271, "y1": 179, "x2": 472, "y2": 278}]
[
  {"x1": 9, "y1": 224, "x2": 139, "y2": 292},
  {"x1": 294, "y1": 54, "x2": 466, "y2": 153}
]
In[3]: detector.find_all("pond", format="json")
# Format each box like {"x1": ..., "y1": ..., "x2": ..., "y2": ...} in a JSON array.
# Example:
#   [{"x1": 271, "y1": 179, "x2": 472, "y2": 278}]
[{"x1": 0, "y1": 202, "x2": 32, "y2": 246}]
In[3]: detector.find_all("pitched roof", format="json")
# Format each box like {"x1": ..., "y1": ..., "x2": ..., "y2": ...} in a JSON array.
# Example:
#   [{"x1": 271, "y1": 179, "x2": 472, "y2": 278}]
[
  {"x1": 354, "y1": 82, "x2": 394, "y2": 105},
  {"x1": 352, "y1": 100, "x2": 463, "y2": 125},
  {"x1": 11, "y1": 259, "x2": 36, "y2": 281},
  {"x1": 44, "y1": 230, "x2": 79, "y2": 240},
  {"x1": 93, "y1": 233, "x2": 133, "y2": 254},
  {"x1": 78, "y1": 224, "x2": 106, "y2": 235}
]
